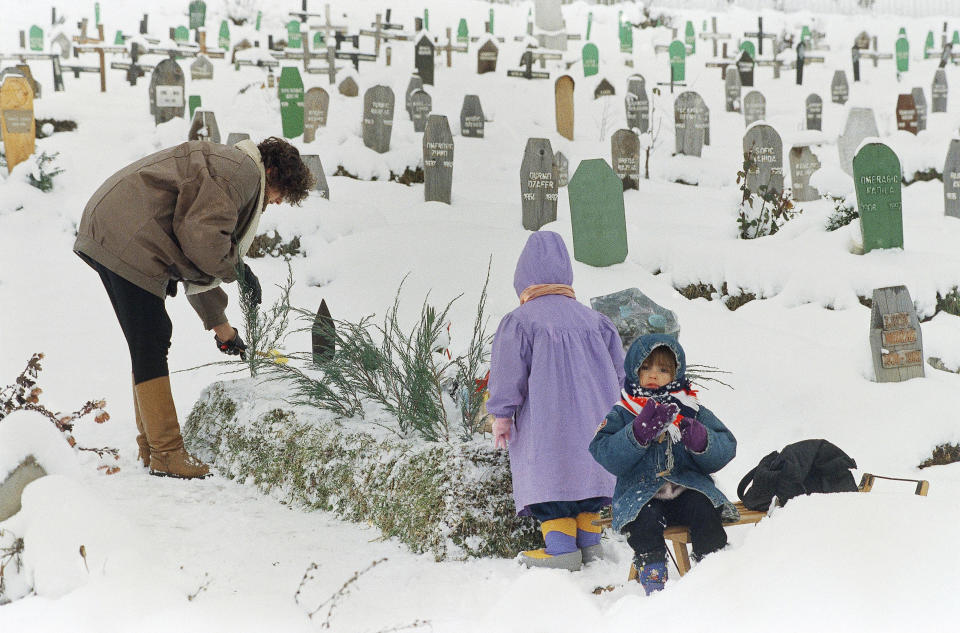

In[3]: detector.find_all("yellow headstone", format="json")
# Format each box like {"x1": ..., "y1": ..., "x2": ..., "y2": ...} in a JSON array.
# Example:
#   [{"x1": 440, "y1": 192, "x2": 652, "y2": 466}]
[{"x1": 1, "y1": 75, "x2": 35, "y2": 174}]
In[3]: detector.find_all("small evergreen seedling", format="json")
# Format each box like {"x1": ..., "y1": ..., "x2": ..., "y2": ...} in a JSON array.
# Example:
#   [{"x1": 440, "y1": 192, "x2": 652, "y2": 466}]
[{"x1": 26, "y1": 152, "x2": 65, "y2": 192}]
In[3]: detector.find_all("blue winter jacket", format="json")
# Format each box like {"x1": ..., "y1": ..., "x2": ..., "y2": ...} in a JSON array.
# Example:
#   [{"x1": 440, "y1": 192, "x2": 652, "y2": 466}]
[{"x1": 588, "y1": 334, "x2": 737, "y2": 532}]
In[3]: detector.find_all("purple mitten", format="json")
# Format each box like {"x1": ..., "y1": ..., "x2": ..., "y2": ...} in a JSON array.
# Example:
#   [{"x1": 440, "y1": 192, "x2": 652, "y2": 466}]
[
  {"x1": 632, "y1": 400, "x2": 674, "y2": 445},
  {"x1": 679, "y1": 416, "x2": 708, "y2": 452}
]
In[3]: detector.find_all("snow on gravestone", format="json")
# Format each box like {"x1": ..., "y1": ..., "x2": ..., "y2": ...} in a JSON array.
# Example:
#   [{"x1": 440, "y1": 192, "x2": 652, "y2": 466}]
[
  {"x1": 415, "y1": 35, "x2": 435, "y2": 85},
  {"x1": 736, "y1": 49, "x2": 754, "y2": 87},
  {"x1": 869, "y1": 285, "x2": 924, "y2": 382},
  {"x1": 853, "y1": 142, "x2": 903, "y2": 252},
  {"x1": 152, "y1": 58, "x2": 185, "y2": 125},
  {"x1": 555, "y1": 75, "x2": 575, "y2": 140},
  {"x1": 0, "y1": 75, "x2": 35, "y2": 174},
  {"x1": 278, "y1": 67, "x2": 304, "y2": 138},
  {"x1": 568, "y1": 159, "x2": 627, "y2": 267},
  {"x1": 911, "y1": 87, "x2": 927, "y2": 131},
  {"x1": 423, "y1": 115, "x2": 454, "y2": 204},
  {"x1": 838, "y1": 107, "x2": 879, "y2": 176},
  {"x1": 188, "y1": 109, "x2": 220, "y2": 143},
  {"x1": 831, "y1": 70, "x2": 849, "y2": 104},
  {"x1": 303, "y1": 87, "x2": 329, "y2": 143},
  {"x1": 743, "y1": 123, "x2": 784, "y2": 196},
  {"x1": 582, "y1": 43, "x2": 599, "y2": 77},
  {"x1": 190, "y1": 55, "x2": 213, "y2": 80},
  {"x1": 0, "y1": 456, "x2": 47, "y2": 522},
  {"x1": 789, "y1": 145, "x2": 821, "y2": 202},
  {"x1": 409, "y1": 89, "x2": 432, "y2": 133},
  {"x1": 338, "y1": 77, "x2": 358, "y2": 97},
  {"x1": 743, "y1": 90, "x2": 765, "y2": 126},
  {"x1": 611, "y1": 128, "x2": 640, "y2": 191},
  {"x1": 554, "y1": 150, "x2": 569, "y2": 187},
  {"x1": 725, "y1": 69, "x2": 741, "y2": 112},
  {"x1": 405, "y1": 75, "x2": 423, "y2": 119},
  {"x1": 459, "y1": 95, "x2": 484, "y2": 138},
  {"x1": 805, "y1": 93, "x2": 822, "y2": 131},
  {"x1": 362, "y1": 85, "x2": 394, "y2": 154},
  {"x1": 226, "y1": 132, "x2": 249, "y2": 145},
  {"x1": 895, "y1": 93, "x2": 918, "y2": 135},
  {"x1": 932, "y1": 69, "x2": 947, "y2": 113},
  {"x1": 477, "y1": 39, "x2": 498, "y2": 74},
  {"x1": 944, "y1": 139, "x2": 960, "y2": 219},
  {"x1": 301, "y1": 154, "x2": 330, "y2": 199},
  {"x1": 674, "y1": 91, "x2": 704, "y2": 157},
  {"x1": 625, "y1": 75, "x2": 649, "y2": 133},
  {"x1": 594, "y1": 78, "x2": 615, "y2": 99},
  {"x1": 520, "y1": 138, "x2": 558, "y2": 231}
]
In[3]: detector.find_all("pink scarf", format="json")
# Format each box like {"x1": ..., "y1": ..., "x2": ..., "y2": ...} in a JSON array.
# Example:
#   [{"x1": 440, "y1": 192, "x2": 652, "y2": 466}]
[{"x1": 519, "y1": 284, "x2": 576, "y2": 305}]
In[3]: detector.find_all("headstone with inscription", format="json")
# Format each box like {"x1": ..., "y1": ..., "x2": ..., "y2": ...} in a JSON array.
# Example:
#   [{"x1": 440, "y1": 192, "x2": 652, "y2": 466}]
[
  {"x1": 477, "y1": 39, "x2": 498, "y2": 74},
  {"x1": 278, "y1": 67, "x2": 304, "y2": 138},
  {"x1": 219, "y1": 20, "x2": 230, "y2": 50},
  {"x1": 693, "y1": 93, "x2": 710, "y2": 146},
  {"x1": 942, "y1": 138, "x2": 960, "y2": 218},
  {"x1": 895, "y1": 94, "x2": 918, "y2": 135},
  {"x1": 831, "y1": 70, "x2": 849, "y2": 104},
  {"x1": 594, "y1": 78, "x2": 615, "y2": 99},
  {"x1": 932, "y1": 69, "x2": 948, "y2": 112},
  {"x1": 737, "y1": 49, "x2": 754, "y2": 87},
  {"x1": 409, "y1": 89, "x2": 432, "y2": 133},
  {"x1": 838, "y1": 107, "x2": 879, "y2": 176},
  {"x1": 911, "y1": 87, "x2": 927, "y2": 131},
  {"x1": 625, "y1": 81, "x2": 649, "y2": 133},
  {"x1": 286, "y1": 20, "x2": 303, "y2": 49},
  {"x1": 869, "y1": 285, "x2": 924, "y2": 382},
  {"x1": 520, "y1": 138, "x2": 558, "y2": 231},
  {"x1": 423, "y1": 115, "x2": 454, "y2": 204},
  {"x1": 415, "y1": 35, "x2": 435, "y2": 85},
  {"x1": 189, "y1": 0, "x2": 206, "y2": 30},
  {"x1": 29, "y1": 26, "x2": 43, "y2": 51},
  {"x1": 669, "y1": 40, "x2": 686, "y2": 82},
  {"x1": 725, "y1": 69, "x2": 741, "y2": 112},
  {"x1": 0, "y1": 76, "x2": 35, "y2": 173},
  {"x1": 568, "y1": 159, "x2": 628, "y2": 267},
  {"x1": 405, "y1": 75, "x2": 423, "y2": 118},
  {"x1": 853, "y1": 142, "x2": 903, "y2": 252},
  {"x1": 743, "y1": 123, "x2": 784, "y2": 196},
  {"x1": 674, "y1": 91, "x2": 704, "y2": 157},
  {"x1": 460, "y1": 95, "x2": 484, "y2": 138},
  {"x1": 583, "y1": 43, "x2": 599, "y2": 77},
  {"x1": 362, "y1": 85, "x2": 394, "y2": 154},
  {"x1": 303, "y1": 87, "x2": 329, "y2": 143},
  {"x1": 895, "y1": 36, "x2": 909, "y2": 73},
  {"x1": 153, "y1": 58, "x2": 185, "y2": 125},
  {"x1": 789, "y1": 145, "x2": 821, "y2": 202},
  {"x1": 805, "y1": 93, "x2": 822, "y2": 131},
  {"x1": 188, "y1": 109, "x2": 220, "y2": 143},
  {"x1": 190, "y1": 55, "x2": 213, "y2": 80},
  {"x1": 555, "y1": 75, "x2": 574, "y2": 140},
  {"x1": 554, "y1": 150, "x2": 569, "y2": 187},
  {"x1": 743, "y1": 90, "x2": 765, "y2": 126},
  {"x1": 612, "y1": 129, "x2": 641, "y2": 190},
  {"x1": 301, "y1": 154, "x2": 330, "y2": 199}
]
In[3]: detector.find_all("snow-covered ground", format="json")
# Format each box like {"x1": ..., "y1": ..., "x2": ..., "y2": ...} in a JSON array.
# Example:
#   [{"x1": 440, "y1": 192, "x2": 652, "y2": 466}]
[{"x1": 2, "y1": 1, "x2": 960, "y2": 631}]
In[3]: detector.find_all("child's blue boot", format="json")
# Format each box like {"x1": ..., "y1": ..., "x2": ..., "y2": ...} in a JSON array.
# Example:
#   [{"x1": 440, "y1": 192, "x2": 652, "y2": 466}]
[
  {"x1": 520, "y1": 518, "x2": 582, "y2": 571},
  {"x1": 635, "y1": 553, "x2": 667, "y2": 595}
]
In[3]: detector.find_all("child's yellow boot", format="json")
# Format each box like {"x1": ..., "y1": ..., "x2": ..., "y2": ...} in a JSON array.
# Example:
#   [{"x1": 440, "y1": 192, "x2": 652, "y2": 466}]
[
  {"x1": 519, "y1": 518, "x2": 582, "y2": 571},
  {"x1": 576, "y1": 512, "x2": 604, "y2": 563}
]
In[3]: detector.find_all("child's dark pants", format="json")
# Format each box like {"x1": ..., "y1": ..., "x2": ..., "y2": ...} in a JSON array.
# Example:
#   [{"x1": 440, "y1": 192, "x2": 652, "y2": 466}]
[{"x1": 623, "y1": 490, "x2": 727, "y2": 564}]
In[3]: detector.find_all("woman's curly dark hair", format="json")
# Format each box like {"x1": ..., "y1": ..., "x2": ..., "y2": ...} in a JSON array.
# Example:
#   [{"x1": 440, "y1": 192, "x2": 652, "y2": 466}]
[{"x1": 258, "y1": 136, "x2": 315, "y2": 206}]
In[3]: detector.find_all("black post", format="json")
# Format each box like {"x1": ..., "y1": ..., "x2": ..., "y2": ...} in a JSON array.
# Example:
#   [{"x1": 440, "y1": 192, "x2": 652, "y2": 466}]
[
  {"x1": 140, "y1": 14, "x2": 148, "y2": 35},
  {"x1": 851, "y1": 45, "x2": 861, "y2": 82},
  {"x1": 757, "y1": 17, "x2": 764, "y2": 55},
  {"x1": 795, "y1": 42, "x2": 805, "y2": 85}
]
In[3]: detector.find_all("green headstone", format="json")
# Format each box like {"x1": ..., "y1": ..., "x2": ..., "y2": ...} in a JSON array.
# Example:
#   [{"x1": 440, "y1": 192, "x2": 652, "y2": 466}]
[
  {"x1": 586, "y1": 12, "x2": 593, "y2": 41},
  {"x1": 29, "y1": 26, "x2": 42, "y2": 51},
  {"x1": 458, "y1": 18, "x2": 468, "y2": 44},
  {"x1": 219, "y1": 20, "x2": 230, "y2": 50},
  {"x1": 287, "y1": 21, "x2": 302, "y2": 49},
  {"x1": 685, "y1": 21, "x2": 695, "y2": 54},
  {"x1": 568, "y1": 159, "x2": 628, "y2": 267},
  {"x1": 95, "y1": 2, "x2": 100, "y2": 26},
  {"x1": 188, "y1": 94, "x2": 201, "y2": 119},
  {"x1": 256, "y1": 11, "x2": 262, "y2": 31},
  {"x1": 924, "y1": 31, "x2": 934, "y2": 58},
  {"x1": 174, "y1": 26, "x2": 189, "y2": 42},
  {"x1": 801, "y1": 26, "x2": 811, "y2": 43},
  {"x1": 953, "y1": 30, "x2": 959, "y2": 46},
  {"x1": 424, "y1": 8, "x2": 429, "y2": 32},
  {"x1": 114, "y1": 30, "x2": 124, "y2": 45},
  {"x1": 853, "y1": 142, "x2": 903, "y2": 253},
  {"x1": 620, "y1": 23, "x2": 633, "y2": 54},
  {"x1": 582, "y1": 43, "x2": 599, "y2": 77},
  {"x1": 895, "y1": 37, "x2": 909, "y2": 72},
  {"x1": 188, "y1": 1, "x2": 206, "y2": 30},
  {"x1": 313, "y1": 32, "x2": 324, "y2": 49},
  {"x1": 489, "y1": 8, "x2": 494, "y2": 34},
  {"x1": 278, "y1": 66, "x2": 305, "y2": 138},
  {"x1": 739, "y1": 40, "x2": 756, "y2": 59},
  {"x1": 898, "y1": 27, "x2": 906, "y2": 37},
  {"x1": 669, "y1": 40, "x2": 686, "y2": 82}
]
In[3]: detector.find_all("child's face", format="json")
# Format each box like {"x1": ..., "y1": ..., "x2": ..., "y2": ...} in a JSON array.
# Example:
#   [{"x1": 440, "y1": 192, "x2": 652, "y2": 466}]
[{"x1": 638, "y1": 356, "x2": 675, "y2": 389}]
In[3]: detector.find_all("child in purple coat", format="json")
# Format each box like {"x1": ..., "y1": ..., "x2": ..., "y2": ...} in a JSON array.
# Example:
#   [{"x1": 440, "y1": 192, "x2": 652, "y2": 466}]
[{"x1": 486, "y1": 231, "x2": 625, "y2": 571}]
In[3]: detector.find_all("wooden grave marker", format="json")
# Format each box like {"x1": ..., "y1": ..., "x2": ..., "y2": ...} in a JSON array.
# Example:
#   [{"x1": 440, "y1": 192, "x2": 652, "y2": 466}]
[
  {"x1": 625, "y1": 75, "x2": 649, "y2": 133},
  {"x1": 911, "y1": 87, "x2": 927, "y2": 131},
  {"x1": 338, "y1": 76, "x2": 358, "y2": 97},
  {"x1": 362, "y1": 84, "x2": 394, "y2": 154},
  {"x1": 423, "y1": 115, "x2": 454, "y2": 204},
  {"x1": 0, "y1": 76, "x2": 35, "y2": 173},
  {"x1": 853, "y1": 142, "x2": 903, "y2": 252},
  {"x1": 189, "y1": 0, "x2": 206, "y2": 30},
  {"x1": 190, "y1": 55, "x2": 213, "y2": 80},
  {"x1": 568, "y1": 159, "x2": 628, "y2": 267},
  {"x1": 405, "y1": 75, "x2": 423, "y2": 118},
  {"x1": 669, "y1": 40, "x2": 686, "y2": 82},
  {"x1": 736, "y1": 49, "x2": 754, "y2": 87},
  {"x1": 895, "y1": 94, "x2": 918, "y2": 135},
  {"x1": 303, "y1": 87, "x2": 329, "y2": 143},
  {"x1": 869, "y1": 286, "x2": 924, "y2": 382},
  {"x1": 520, "y1": 138, "x2": 558, "y2": 231},
  {"x1": 555, "y1": 74, "x2": 574, "y2": 140},
  {"x1": 582, "y1": 43, "x2": 599, "y2": 77},
  {"x1": 805, "y1": 93, "x2": 822, "y2": 131},
  {"x1": 743, "y1": 123, "x2": 784, "y2": 196},
  {"x1": 594, "y1": 78, "x2": 615, "y2": 99},
  {"x1": 409, "y1": 89, "x2": 432, "y2": 133},
  {"x1": 477, "y1": 39, "x2": 498, "y2": 74},
  {"x1": 29, "y1": 25, "x2": 43, "y2": 51},
  {"x1": 789, "y1": 145, "x2": 821, "y2": 202},
  {"x1": 943, "y1": 139, "x2": 960, "y2": 218},
  {"x1": 278, "y1": 66, "x2": 304, "y2": 138},
  {"x1": 831, "y1": 70, "x2": 849, "y2": 104},
  {"x1": 554, "y1": 150, "x2": 569, "y2": 187},
  {"x1": 188, "y1": 109, "x2": 220, "y2": 143},
  {"x1": 725, "y1": 69, "x2": 741, "y2": 112},
  {"x1": 226, "y1": 132, "x2": 250, "y2": 145},
  {"x1": 612, "y1": 128, "x2": 641, "y2": 190},
  {"x1": 301, "y1": 154, "x2": 330, "y2": 199},
  {"x1": 838, "y1": 107, "x2": 879, "y2": 176},
  {"x1": 460, "y1": 95, "x2": 484, "y2": 138},
  {"x1": 932, "y1": 69, "x2": 948, "y2": 112},
  {"x1": 895, "y1": 36, "x2": 909, "y2": 73},
  {"x1": 415, "y1": 35, "x2": 435, "y2": 85}
]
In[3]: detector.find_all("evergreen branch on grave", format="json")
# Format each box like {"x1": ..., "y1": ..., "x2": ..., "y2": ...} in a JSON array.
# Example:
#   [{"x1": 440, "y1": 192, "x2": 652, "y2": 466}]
[
  {"x1": 258, "y1": 348, "x2": 362, "y2": 422},
  {"x1": 825, "y1": 194, "x2": 859, "y2": 232},
  {"x1": 26, "y1": 152, "x2": 65, "y2": 193},
  {"x1": 237, "y1": 260, "x2": 295, "y2": 378},
  {"x1": 0, "y1": 353, "x2": 118, "y2": 469}
]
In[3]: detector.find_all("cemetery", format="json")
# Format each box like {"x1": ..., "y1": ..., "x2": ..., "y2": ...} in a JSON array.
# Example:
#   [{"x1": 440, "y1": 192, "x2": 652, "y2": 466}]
[{"x1": 2, "y1": 1, "x2": 960, "y2": 631}]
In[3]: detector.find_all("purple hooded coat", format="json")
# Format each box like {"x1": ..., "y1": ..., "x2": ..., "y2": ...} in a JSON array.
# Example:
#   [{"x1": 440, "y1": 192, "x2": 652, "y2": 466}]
[{"x1": 486, "y1": 231, "x2": 626, "y2": 515}]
